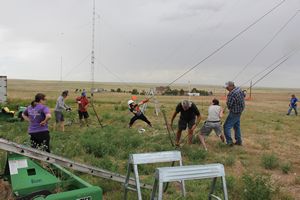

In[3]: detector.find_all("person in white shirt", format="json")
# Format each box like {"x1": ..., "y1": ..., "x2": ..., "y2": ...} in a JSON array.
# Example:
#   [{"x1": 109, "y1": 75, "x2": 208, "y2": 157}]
[{"x1": 198, "y1": 98, "x2": 225, "y2": 151}]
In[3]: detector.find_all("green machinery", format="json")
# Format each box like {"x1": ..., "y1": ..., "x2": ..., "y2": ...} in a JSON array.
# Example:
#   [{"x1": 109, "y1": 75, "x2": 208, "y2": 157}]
[
  {"x1": 3, "y1": 153, "x2": 102, "y2": 200},
  {"x1": 0, "y1": 106, "x2": 26, "y2": 122},
  {"x1": 0, "y1": 138, "x2": 151, "y2": 199}
]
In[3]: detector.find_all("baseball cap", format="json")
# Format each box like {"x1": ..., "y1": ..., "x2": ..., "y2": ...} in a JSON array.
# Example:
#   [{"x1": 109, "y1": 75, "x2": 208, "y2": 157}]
[{"x1": 224, "y1": 81, "x2": 235, "y2": 88}]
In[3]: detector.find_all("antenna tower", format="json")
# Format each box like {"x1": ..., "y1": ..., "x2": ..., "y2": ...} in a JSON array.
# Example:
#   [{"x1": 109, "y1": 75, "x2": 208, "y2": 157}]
[{"x1": 91, "y1": 0, "x2": 96, "y2": 89}]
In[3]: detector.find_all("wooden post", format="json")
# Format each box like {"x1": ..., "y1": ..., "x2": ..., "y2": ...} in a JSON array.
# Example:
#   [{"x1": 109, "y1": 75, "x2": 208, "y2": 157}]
[{"x1": 250, "y1": 80, "x2": 252, "y2": 99}]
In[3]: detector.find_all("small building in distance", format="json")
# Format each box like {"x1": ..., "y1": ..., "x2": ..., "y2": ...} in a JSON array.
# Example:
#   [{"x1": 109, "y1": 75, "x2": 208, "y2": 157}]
[{"x1": 187, "y1": 92, "x2": 200, "y2": 96}]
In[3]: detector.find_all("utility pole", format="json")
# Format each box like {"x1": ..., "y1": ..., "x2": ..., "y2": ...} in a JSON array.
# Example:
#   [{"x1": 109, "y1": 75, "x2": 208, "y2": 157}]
[{"x1": 249, "y1": 80, "x2": 252, "y2": 99}]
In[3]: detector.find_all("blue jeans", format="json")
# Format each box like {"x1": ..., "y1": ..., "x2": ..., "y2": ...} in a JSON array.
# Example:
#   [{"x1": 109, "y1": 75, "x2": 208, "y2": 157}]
[
  {"x1": 287, "y1": 106, "x2": 298, "y2": 115},
  {"x1": 224, "y1": 112, "x2": 242, "y2": 144}
]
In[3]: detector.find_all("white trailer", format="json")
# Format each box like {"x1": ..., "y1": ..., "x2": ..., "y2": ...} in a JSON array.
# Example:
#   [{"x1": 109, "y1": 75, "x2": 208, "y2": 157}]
[{"x1": 0, "y1": 76, "x2": 7, "y2": 103}]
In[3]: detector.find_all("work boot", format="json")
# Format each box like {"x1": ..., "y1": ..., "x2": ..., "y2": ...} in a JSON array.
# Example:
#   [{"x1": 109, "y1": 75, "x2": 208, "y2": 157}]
[{"x1": 234, "y1": 141, "x2": 242, "y2": 146}]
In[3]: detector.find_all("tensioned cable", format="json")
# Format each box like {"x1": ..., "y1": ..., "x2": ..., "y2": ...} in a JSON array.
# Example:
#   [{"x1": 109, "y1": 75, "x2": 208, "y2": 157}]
[
  {"x1": 247, "y1": 49, "x2": 298, "y2": 89},
  {"x1": 232, "y1": 10, "x2": 300, "y2": 81},
  {"x1": 240, "y1": 47, "x2": 299, "y2": 87},
  {"x1": 63, "y1": 53, "x2": 91, "y2": 79},
  {"x1": 99, "y1": 61, "x2": 135, "y2": 89},
  {"x1": 166, "y1": 0, "x2": 286, "y2": 87}
]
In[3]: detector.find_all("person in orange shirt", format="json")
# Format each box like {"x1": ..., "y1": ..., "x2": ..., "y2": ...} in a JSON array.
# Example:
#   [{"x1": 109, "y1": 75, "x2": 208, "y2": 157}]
[
  {"x1": 128, "y1": 99, "x2": 152, "y2": 128},
  {"x1": 76, "y1": 92, "x2": 89, "y2": 126}
]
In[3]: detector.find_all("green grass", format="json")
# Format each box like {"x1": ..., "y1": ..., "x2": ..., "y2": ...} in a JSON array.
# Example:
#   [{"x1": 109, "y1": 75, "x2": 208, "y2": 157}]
[
  {"x1": 242, "y1": 174, "x2": 274, "y2": 200},
  {"x1": 261, "y1": 153, "x2": 279, "y2": 170},
  {"x1": 281, "y1": 162, "x2": 292, "y2": 174}
]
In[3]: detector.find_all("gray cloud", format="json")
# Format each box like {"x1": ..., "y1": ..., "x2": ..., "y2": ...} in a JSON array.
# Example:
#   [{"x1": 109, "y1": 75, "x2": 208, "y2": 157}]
[{"x1": 0, "y1": 0, "x2": 299, "y2": 88}]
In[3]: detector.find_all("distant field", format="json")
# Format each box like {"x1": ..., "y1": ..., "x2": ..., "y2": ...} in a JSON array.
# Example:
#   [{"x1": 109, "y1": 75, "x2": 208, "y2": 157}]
[{"x1": 1, "y1": 79, "x2": 300, "y2": 200}]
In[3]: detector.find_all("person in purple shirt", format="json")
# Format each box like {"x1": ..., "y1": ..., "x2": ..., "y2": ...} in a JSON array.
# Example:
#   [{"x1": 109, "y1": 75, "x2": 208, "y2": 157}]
[{"x1": 22, "y1": 93, "x2": 52, "y2": 152}]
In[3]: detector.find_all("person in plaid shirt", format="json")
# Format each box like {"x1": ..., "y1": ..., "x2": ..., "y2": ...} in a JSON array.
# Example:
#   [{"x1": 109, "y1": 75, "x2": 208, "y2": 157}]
[{"x1": 224, "y1": 81, "x2": 245, "y2": 146}]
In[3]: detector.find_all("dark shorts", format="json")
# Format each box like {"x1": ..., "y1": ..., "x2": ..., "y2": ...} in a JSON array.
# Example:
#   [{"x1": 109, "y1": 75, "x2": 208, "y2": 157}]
[
  {"x1": 178, "y1": 118, "x2": 195, "y2": 131},
  {"x1": 78, "y1": 111, "x2": 89, "y2": 119},
  {"x1": 55, "y1": 111, "x2": 64, "y2": 123},
  {"x1": 29, "y1": 130, "x2": 50, "y2": 153}
]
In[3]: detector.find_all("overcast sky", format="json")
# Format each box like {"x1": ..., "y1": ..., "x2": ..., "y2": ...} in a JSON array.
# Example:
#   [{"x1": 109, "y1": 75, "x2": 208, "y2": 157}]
[{"x1": 0, "y1": 0, "x2": 299, "y2": 88}]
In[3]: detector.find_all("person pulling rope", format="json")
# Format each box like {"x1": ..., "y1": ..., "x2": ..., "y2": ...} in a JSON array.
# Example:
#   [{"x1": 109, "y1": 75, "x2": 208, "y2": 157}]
[{"x1": 128, "y1": 99, "x2": 152, "y2": 128}]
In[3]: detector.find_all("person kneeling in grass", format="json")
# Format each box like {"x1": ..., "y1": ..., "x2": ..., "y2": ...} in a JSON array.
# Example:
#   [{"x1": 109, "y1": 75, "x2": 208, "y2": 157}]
[{"x1": 198, "y1": 98, "x2": 225, "y2": 151}]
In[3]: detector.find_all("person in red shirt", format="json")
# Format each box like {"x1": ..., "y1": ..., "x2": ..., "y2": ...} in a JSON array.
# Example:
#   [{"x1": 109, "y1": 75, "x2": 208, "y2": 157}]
[{"x1": 76, "y1": 91, "x2": 89, "y2": 126}]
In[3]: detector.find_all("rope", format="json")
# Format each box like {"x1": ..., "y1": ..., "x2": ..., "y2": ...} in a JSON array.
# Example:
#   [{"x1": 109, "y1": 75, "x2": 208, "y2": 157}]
[
  {"x1": 232, "y1": 10, "x2": 300, "y2": 81},
  {"x1": 240, "y1": 48, "x2": 298, "y2": 87},
  {"x1": 166, "y1": 0, "x2": 286, "y2": 87},
  {"x1": 246, "y1": 50, "x2": 298, "y2": 90},
  {"x1": 99, "y1": 61, "x2": 135, "y2": 89},
  {"x1": 63, "y1": 53, "x2": 91, "y2": 79}
]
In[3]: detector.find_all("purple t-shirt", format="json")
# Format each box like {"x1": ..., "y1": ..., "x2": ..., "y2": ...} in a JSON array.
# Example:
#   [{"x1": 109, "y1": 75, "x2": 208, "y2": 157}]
[{"x1": 23, "y1": 104, "x2": 50, "y2": 134}]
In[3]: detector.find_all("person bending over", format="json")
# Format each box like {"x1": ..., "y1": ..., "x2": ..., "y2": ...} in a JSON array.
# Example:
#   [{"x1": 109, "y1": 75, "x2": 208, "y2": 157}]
[{"x1": 171, "y1": 100, "x2": 201, "y2": 146}]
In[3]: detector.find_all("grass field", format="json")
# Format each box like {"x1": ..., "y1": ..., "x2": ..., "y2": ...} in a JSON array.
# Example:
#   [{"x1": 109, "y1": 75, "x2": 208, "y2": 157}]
[{"x1": 1, "y1": 79, "x2": 300, "y2": 200}]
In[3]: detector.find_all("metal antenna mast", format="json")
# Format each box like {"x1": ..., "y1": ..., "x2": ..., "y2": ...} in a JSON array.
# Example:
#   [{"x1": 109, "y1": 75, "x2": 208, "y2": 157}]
[{"x1": 91, "y1": 0, "x2": 96, "y2": 89}]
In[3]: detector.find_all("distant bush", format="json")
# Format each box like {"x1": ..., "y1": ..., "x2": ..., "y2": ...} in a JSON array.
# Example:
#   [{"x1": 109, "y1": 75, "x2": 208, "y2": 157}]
[
  {"x1": 261, "y1": 153, "x2": 279, "y2": 170},
  {"x1": 242, "y1": 174, "x2": 274, "y2": 200},
  {"x1": 131, "y1": 89, "x2": 138, "y2": 95},
  {"x1": 281, "y1": 162, "x2": 292, "y2": 174}
]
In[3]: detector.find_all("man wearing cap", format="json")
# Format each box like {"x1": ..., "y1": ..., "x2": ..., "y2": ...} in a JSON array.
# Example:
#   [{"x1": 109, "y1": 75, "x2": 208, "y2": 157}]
[
  {"x1": 224, "y1": 81, "x2": 245, "y2": 146},
  {"x1": 76, "y1": 92, "x2": 89, "y2": 126},
  {"x1": 54, "y1": 90, "x2": 71, "y2": 132},
  {"x1": 171, "y1": 100, "x2": 201, "y2": 146},
  {"x1": 128, "y1": 99, "x2": 152, "y2": 128}
]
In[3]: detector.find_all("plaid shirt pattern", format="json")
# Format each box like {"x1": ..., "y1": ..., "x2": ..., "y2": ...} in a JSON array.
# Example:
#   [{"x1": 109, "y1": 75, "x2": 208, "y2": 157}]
[{"x1": 227, "y1": 87, "x2": 245, "y2": 114}]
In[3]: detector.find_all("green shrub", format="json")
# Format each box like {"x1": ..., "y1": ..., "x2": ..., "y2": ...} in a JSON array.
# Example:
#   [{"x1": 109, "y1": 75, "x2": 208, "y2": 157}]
[
  {"x1": 82, "y1": 139, "x2": 117, "y2": 158},
  {"x1": 242, "y1": 174, "x2": 273, "y2": 200},
  {"x1": 185, "y1": 148, "x2": 207, "y2": 162},
  {"x1": 261, "y1": 153, "x2": 279, "y2": 170},
  {"x1": 224, "y1": 155, "x2": 236, "y2": 167},
  {"x1": 120, "y1": 105, "x2": 128, "y2": 111},
  {"x1": 281, "y1": 162, "x2": 292, "y2": 174},
  {"x1": 114, "y1": 105, "x2": 119, "y2": 111}
]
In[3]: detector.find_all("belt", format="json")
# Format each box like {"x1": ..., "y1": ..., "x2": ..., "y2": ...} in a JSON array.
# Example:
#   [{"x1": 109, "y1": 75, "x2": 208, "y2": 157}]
[{"x1": 206, "y1": 120, "x2": 220, "y2": 123}]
